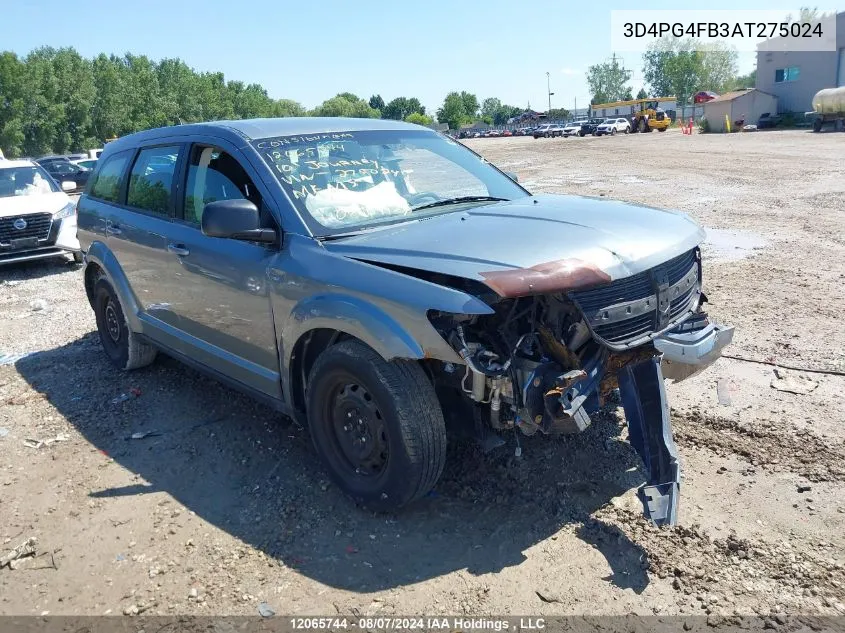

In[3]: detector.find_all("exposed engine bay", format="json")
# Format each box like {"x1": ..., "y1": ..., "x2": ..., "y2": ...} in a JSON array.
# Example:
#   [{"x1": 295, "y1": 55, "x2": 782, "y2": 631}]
[
  {"x1": 429, "y1": 292, "x2": 658, "y2": 438},
  {"x1": 425, "y1": 247, "x2": 735, "y2": 526}
]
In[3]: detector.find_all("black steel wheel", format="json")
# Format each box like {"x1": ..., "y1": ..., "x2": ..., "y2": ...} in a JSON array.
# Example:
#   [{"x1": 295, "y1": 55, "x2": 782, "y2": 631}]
[
  {"x1": 306, "y1": 340, "x2": 446, "y2": 511},
  {"x1": 93, "y1": 276, "x2": 157, "y2": 370}
]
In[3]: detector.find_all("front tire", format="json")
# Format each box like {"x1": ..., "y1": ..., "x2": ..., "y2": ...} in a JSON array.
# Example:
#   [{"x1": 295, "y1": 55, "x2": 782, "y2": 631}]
[
  {"x1": 611, "y1": 128, "x2": 617, "y2": 136},
  {"x1": 93, "y1": 277, "x2": 157, "y2": 370},
  {"x1": 306, "y1": 340, "x2": 447, "y2": 511}
]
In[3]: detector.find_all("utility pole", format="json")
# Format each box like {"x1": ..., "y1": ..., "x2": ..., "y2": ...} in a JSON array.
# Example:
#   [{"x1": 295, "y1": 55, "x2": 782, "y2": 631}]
[{"x1": 546, "y1": 71, "x2": 554, "y2": 114}]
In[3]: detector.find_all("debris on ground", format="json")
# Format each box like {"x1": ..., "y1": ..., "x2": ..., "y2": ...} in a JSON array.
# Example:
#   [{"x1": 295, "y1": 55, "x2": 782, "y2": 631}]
[
  {"x1": 111, "y1": 388, "x2": 141, "y2": 405},
  {"x1": 0, "y1": 427, "x2": 8, "y2": 438},
  {"x1": 716, "y1": 379, "x2": 733, "y2": 406},
  {"x1": 23, "y1": 433, "x2": 69, "y2": 449},
  {"x1": 0, "y1": 537, "x2": 38, "y2": 569},
  {"x1": 127, "y1": 430, "x2": 161, "y2": 440},
  {"x1": 257, "y1": 602, "x2": 275, "y2": 617},
  {"x1": 770, "y1": 368, "x2": 819, "y2": 395},
  {"x1": 29, "y1": 299, "x2": 49, "y2": 312}
]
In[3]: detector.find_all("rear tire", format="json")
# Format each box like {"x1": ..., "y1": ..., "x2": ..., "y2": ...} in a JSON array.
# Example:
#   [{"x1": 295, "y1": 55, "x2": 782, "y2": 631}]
[
  {"x1": 93, "y1": 277, "x2": 157, "y2": 371},
  {"x1": 657, "y1": 127, "x2": 666, "y2": 132},
  {"x1": 306, "y1": 340, "x2": 447, "y2": 512},
  {"x1": 639, "y1": 119, "x2": 648, "y2": 133}
]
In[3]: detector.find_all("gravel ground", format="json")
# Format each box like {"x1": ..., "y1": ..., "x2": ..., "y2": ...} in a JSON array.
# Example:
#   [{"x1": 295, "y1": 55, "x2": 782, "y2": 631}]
[{"x1": 1, "y1": 129, "x2": 844, "y2": 618}]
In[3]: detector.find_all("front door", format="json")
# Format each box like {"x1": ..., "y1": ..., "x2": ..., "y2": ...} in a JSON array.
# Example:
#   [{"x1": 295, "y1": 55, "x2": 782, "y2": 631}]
[{"x1": 163, "y1": 143, "x2": 283, "y2": 401}]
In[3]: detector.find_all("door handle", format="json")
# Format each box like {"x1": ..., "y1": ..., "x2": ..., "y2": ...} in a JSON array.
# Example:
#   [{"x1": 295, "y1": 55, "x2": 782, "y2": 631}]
[{"x1": 167, "y1": 243, "x2": 190, "y2": 257}]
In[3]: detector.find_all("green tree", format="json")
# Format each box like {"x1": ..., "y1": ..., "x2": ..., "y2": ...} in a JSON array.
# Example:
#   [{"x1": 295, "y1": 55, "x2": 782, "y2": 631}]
[
  {"x1": 369, "y1": 94, "x2": 385, "y2": 112},
  {"x1": 460, "y1": 92, "x2": 479, "y2": 119},
  {"x1": 636, "y1": 87, "x2": 648, "y2": 99},
  {"x1": 481, "y1": 97, "x2": 502, "y2": 121},
  {"x1": 727, "y1": 68, "x2": 756, "y2": 91},
  {"x1": 621, "y1": 87, "x2": 633, "y2": 101},
  {"x1": 312, "y1": 93, "x2": 379, "y2": 118},
  {"x1": 383, "y1": 96, "x2": 425, "y2": 120},
  {"x1": 437, "y1": 91, "x2": 472, "y2": 130},
  {"x1": 586, "y1": 57, "x2": 632, "y2": 103},
  {"x1": 271, "y1": 99, "x2": 306, "y2": 117},
  {"x1": 642, "y1": 39, "x2": 738, "y2": 105},
  {"x1": 405, "y1": 112, "x2": 433, "y2": 126}
]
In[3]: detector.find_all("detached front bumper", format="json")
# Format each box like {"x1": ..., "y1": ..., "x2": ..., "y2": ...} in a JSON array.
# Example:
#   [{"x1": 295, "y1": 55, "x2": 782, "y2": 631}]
[
  {"x1": 619, "y1": 311, "x2": 733, "y2": 526},
  {"x1": 654, "y1": 313, "x2": 735, "y2": 382}
]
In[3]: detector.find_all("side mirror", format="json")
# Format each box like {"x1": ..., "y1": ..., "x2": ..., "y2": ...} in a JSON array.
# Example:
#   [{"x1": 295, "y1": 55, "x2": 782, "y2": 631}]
[
  {"x1": 61, "y1": 181, "x2": 76, "y2": 192},
  {"x1": 202, "y1": 199, "x2": 276, "y2": 243},
  {"x1": 504, "y1": 171, "x2": 519, "y2": 183}
]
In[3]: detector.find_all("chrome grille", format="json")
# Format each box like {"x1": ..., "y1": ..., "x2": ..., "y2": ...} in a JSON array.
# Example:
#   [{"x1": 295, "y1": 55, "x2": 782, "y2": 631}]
[
  {"x1": 0, "y1": 213, "x2": 53, "y2": 245},
  {"x1": 570, "y1": 248, "x2": 701, "y2": 349}
]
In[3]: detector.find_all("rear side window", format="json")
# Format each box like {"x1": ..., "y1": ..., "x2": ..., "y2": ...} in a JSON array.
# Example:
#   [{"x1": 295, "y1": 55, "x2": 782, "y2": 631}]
[
  {"x1": 89, "y1": 151, "x2": 131, "y2": 202},
  {"x1": 127, "y1": 145, "x2": 180, "y2": 215}
]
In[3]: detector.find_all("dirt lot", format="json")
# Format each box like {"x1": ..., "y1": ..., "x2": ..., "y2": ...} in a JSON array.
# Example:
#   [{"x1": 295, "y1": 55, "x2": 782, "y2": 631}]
[{"x1": 1, "y1": 129, "x2": 844, "y2": 618}]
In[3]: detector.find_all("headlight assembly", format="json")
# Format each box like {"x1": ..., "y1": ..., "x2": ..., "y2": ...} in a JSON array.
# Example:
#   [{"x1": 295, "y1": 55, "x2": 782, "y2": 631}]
[{"x1": 53, "y1": 201, "x2": 76, "y2": 220}]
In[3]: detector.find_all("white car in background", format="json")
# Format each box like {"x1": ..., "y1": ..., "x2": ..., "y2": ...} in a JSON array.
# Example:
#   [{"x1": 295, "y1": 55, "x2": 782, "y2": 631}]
[
  {"x1": 561, "y1": 121, "x2": 584, "y2": 137},
  {"x1": 595, "y1": 117, "x2": 632, "y2": 136},
  {"x1": 0, "y1": 159, "x2": 82, "y2": 265}
]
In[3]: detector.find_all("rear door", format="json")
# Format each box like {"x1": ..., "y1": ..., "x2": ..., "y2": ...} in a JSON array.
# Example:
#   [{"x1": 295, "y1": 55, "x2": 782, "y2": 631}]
[
  {"x1": 105, "y1": 144, "x2": 185, "y2": 342},
  {"x1": 162, "y1": 141, "x2": 283, "y2": 400}
]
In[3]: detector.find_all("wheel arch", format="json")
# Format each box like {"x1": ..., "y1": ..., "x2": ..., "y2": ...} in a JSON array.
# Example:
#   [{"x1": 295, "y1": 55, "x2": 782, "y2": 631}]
[
  {"x1": 281, "y1": 294, "x2": 450, "y2": 416},
  {"x1": 83, "y1": 241, "x2": 144, "y2": 332}
]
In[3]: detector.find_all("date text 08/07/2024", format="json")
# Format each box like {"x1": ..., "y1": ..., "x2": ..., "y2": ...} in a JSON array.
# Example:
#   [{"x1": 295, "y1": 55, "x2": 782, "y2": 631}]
[{"x1": 289, "y1": 617, "x2": 544, "y2": 630}]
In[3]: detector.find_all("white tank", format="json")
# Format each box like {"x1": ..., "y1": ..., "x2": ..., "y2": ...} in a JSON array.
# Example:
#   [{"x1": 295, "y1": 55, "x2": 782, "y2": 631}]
[{"x1": 813, "y1": 87, "x2": 845, "y2": 114}]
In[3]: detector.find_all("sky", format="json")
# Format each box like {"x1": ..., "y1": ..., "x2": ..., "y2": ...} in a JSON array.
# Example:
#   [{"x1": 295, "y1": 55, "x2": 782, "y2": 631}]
[{"x1": 3, "y1": 0, "x2": 836, "y2": 114}]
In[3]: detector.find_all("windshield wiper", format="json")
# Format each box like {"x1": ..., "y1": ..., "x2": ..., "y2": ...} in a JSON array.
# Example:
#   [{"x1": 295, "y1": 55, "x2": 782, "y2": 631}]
[{"x1": 411, "y1": 196, "x2": 510, "y2": 212}]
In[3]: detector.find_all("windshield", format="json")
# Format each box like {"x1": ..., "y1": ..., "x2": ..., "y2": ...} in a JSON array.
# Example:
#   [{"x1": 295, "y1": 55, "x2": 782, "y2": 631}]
[
  {"x1": 0, "y1": 165, "x2": 59, "y2": 198},
  {"x1": 253, "y1": 129, "x2": 529, "y2": 235}
]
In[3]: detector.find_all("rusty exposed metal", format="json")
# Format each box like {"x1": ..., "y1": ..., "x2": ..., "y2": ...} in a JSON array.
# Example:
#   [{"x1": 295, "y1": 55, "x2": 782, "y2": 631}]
[
  {"x1": 479, "y1": 258, "x2": 611, "y2": 298},
  {"x1": 537, "y1": 324, "x2": 581, "y2": 370},
  {"x1": 599, "y1": 345, "x2": 658, "y2": 403},
  {"x1": 544, "y1": 369, "x2": 588, "y2": 400}
]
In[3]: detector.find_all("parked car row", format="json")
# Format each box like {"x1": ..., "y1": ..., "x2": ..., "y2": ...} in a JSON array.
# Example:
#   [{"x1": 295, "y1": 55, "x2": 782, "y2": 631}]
[
  {"x1": 532, "y1": 117, "x2": 635, "y2": 138},
  {"x1": 459, "y1": 119, "x2": 644, "y2": 140},
  {"x1": 458, "y1": 128, "x2": 534, "y2": 139},
  {"x1": 34, "y1": 155, "x2": 97, "y2": 193}
]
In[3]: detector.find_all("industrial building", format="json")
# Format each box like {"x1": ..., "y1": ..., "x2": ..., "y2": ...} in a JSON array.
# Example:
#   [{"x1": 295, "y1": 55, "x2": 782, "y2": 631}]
[{"x1": 756, "y1": 11, "x2": 845, "y2": 113}]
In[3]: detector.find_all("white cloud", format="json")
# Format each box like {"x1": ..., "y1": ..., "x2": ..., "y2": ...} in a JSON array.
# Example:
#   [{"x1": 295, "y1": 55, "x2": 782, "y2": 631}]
[{"x1": 560, "y1": 68, "x2": 580, "y2": 76}]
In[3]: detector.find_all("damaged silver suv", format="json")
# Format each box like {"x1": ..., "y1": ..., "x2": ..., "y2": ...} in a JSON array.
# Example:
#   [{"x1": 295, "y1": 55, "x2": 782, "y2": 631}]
[{"x1": 77, "y1": 118, "x2": 732, "y2": 525}]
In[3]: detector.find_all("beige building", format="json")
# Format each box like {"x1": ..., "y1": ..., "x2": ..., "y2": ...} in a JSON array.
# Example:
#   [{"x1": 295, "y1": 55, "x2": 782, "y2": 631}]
[{"x1": 702, "y1": 89, "x2": 779, "y2": 132}]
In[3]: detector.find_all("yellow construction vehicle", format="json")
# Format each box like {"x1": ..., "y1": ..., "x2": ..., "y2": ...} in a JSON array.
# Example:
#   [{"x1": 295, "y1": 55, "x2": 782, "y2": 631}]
[{"x1": 590, "y1": 97, "x2": 675, "y2": 133}]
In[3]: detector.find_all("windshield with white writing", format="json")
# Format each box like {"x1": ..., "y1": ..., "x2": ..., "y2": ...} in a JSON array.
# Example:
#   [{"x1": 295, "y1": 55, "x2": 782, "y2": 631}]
[{"x1": 254, "y1": 130, "x2": 529, "y2": 236}]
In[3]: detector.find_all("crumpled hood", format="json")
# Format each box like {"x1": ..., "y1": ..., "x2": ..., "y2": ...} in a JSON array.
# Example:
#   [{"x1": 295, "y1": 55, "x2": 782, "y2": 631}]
[
  {"x1": 0, "y1": 192, "x2": 71, "y2": 219},
  {"x1": 323, "y1": 194, "x2": 705, "y2": 295}
]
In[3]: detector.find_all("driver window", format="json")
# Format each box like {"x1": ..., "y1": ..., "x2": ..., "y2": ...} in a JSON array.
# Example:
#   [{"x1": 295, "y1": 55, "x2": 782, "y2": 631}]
[{"x1": 184, "y1": 146, "x2": 262, "y2": 224}]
